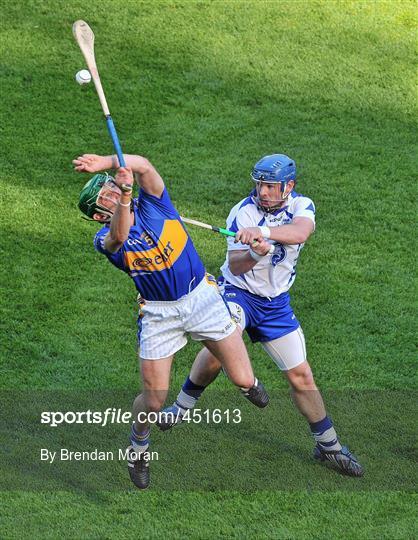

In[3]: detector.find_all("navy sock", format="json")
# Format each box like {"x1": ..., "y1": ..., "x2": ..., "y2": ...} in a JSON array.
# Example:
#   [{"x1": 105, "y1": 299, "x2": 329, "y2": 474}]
[
  {"x1": 175, "y1": 376, "x2": 206, "y2": 410},
  {"x1": 309, "y1": 415, "x2": 342, "y2": 451},
  {"x1": 130, "y1": 424, "x2": 150, "y2": 452}
]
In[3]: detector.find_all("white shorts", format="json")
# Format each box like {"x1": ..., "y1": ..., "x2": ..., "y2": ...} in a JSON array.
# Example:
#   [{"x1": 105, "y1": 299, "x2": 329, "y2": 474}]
[
  {"x1": 138, "y1": 276, "x2": 236, "y2": 360},
  {"x1": 224, "y1": 292, "x2": 306, "y2": 370},
  {"x1": 261, "y1": 327, "x2": 307, "y2": 371}
]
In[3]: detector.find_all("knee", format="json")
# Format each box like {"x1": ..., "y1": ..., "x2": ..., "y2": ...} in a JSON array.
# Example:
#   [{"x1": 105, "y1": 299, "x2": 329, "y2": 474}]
[
  {"x1": 224, "y1": 367, "x2": 254, "y2": 390},
  {"x1": 287, "y1": 361, "x2": 316, "y2": 391},
  {"x1": 204, "y1": 350, "x2": 222, "y2": 372},
  {"x1": 233, "y1": 371, "x2": 256, "y2": 390},
  {"x1": 243, "y1": 373, "x2": 257, "y2": 389},
  {"x1": 142, "y1": 389, "x2": 168, "y2": 413}
]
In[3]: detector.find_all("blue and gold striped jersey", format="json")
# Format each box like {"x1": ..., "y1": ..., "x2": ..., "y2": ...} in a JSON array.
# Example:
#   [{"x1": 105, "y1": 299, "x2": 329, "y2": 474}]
[{"x1": 94, "y1": 188, "x2": 205, "y2": 301}]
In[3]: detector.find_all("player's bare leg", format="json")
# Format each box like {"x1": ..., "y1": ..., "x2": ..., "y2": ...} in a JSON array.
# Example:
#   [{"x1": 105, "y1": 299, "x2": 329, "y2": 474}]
[
  {"x1": 189, "y1": 346, "x2": 222, "y2": 386},
  {"x1": 283, "y1": 361, "x2": 326, "y2": 423},
  {"x1": 192, "y1": 326, "x2": 269, "y2": 398},
  {"x1": 187, "y1": 346, "x2": 325, "y2": 419},
  {"x1": 133, "y1": 355, "x2": 174, "y2": 432},
  {"x1": 285, "y1": 364, "x2": 364, "y2": 473},
  {"x1": 203, "y1": 329, "x2": 268, "y2": 405},
  {"x1": 284, "y1": 361, "x2": 363, "y2": 476},
  {"x1": 263, "y1": 333, "x2": 363, "y2": 477},
  {"x1": 128, "y1": 355, "x2": 173, "y2": 489},
  {"x1": 157, "y1": 330, "x2": 269, "y2": 431},
  {"x1": 203, "y1": 328, "x2": 253, "y2": 388}
]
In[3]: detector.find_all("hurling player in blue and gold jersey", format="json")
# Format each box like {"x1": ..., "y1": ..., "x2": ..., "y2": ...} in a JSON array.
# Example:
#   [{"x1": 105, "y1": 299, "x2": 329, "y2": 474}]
[{"x1": 74, "y1": 153, "x2": 269, "y2": 489}]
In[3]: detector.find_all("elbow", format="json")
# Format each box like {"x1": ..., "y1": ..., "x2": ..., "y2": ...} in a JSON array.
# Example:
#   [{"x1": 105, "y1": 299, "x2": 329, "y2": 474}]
[
  {"x1": 290, "y1": 229, "x2": 311, "y2": 244},
  {"x1": 112, "y1": 230, "x2": 129, "y2": 245},
  {"x1": 104, "y1": 234, "x2": 127, "y2": 253},
  {"x1": 106, "y1": 243, "x2": 123, "y2": 254},
  {"x1": 295, "y1": 233, "x2": 309, "y2": 244},
  {"x1": 138, "y1": 157, "x2": 153, "y2": 175},
  {"x1": 292, "y1": 223, "x2": 313, "y2": 244},
  {"x1": 125, "y1": 155, "x2": 153, "y2": 176}
]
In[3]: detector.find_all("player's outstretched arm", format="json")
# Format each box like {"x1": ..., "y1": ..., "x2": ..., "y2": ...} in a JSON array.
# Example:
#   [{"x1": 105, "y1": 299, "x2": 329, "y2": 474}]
[
  {"x1": 269, "y1": 217, "x2": 314, "y2": 244},
  {"x1": 73, "y1": 153, "x2": 164, "y2": 197},
  {"x1": 235, "y1": 217, "x2": 314, "y2": 246}
]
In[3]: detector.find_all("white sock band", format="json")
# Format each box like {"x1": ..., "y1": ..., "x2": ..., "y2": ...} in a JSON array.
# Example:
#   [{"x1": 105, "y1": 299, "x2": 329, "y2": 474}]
[{"x1": 176, "y1": 389, "x2": 197, "y2": 410}]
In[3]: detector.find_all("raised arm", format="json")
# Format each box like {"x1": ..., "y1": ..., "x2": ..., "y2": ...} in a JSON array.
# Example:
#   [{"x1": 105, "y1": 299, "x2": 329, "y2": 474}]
[
  {"x1": 103, "y1": 167, "x2": 135, "y2": 253},
  {"x1": 73, "y1": 153, "x2": 164, "y2": 197}
]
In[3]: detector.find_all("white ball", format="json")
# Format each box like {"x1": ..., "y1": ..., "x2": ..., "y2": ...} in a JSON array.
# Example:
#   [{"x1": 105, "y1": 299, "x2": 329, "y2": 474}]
[{"x1": 76, "y1": 69, "x2": 91, "y2": 85}]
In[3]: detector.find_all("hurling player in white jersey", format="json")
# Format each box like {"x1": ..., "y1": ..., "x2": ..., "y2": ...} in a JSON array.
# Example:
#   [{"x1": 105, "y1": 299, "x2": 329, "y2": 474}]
[{"x1": 160, "y1": 154, "x2": 363, "y2": 477}]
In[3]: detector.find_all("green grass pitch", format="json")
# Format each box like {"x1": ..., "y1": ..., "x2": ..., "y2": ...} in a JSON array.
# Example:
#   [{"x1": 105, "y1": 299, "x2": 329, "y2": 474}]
[{"x1": 1, "y1": 0, "x2": 416, "y2": 538}]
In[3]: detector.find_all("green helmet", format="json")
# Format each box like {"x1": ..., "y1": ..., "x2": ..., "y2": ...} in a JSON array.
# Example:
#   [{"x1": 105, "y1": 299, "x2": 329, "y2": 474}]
[{"x1": 78, "y1": 173, "x2": 115, "y2": 221}]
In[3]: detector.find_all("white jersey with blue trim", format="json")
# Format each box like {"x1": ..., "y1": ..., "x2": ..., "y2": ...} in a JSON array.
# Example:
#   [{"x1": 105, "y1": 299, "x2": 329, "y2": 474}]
[{"x1": 220, "y1": 190, "x2": 316, "y2": 298}]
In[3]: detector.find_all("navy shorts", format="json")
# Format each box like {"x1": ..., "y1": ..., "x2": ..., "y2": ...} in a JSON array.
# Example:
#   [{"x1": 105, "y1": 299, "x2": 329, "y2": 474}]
[{"x1": 219, "y1": 280, "x2": 300, "y2": 343}]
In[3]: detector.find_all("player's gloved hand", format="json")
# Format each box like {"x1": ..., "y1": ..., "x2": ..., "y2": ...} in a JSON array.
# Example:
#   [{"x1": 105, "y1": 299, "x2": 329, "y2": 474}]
[
  {"x1": 72, "y1": 154, "x2": 107, "y2": 173},
  {"x1": 115, "y1": 167, "x2": 134, "y2": 190},
  {"x1": 235, "y1": 227, "x2": 265, "y2": 245}
]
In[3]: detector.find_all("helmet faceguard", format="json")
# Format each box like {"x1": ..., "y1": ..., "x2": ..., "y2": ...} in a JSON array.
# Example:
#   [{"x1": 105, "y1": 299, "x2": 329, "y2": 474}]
[
  {"x1": 253, "y1": 181, "x2": 291, "y2": 212},
  {"x1": 251, "y1": 154, "x2": 296, "y2": 212},
  {"x1": 78, "y1": 173, "x2": 121, "y2": 222}
]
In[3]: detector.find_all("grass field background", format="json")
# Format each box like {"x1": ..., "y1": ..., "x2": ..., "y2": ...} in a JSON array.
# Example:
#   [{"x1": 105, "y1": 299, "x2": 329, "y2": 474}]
[{"x1": 1, "y1": 0, "x2": 416, "y2": 538}]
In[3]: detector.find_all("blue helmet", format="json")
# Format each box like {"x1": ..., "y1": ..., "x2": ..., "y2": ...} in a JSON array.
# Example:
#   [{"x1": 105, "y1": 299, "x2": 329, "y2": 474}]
[
  {"x1": 251, "y1": 154, "x2": 296, "y2": 183},
  {"x1": 251, "y1": 154, "x2": 296, "y2": 211}
]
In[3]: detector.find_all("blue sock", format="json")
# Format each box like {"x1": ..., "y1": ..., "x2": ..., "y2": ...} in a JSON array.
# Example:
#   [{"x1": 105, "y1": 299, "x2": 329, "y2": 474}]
[
  {"x1": 309, "y1": 415, "x2": 342, "y2": 451},
  {"x1": 175, "y1": 376, "x2": 206, "y2": 412},
  {"x1": 130, "y1": 424, "x2": 150, "y2": 453}
]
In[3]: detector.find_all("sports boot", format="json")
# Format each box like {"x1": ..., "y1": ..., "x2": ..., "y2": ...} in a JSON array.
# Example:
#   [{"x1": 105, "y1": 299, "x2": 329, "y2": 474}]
[
  {"x1": 127, "y1": 445, "x2": 150, "y2": 489},
  {"x1": 241, "y1": 378, "x2": 269, "y2": 408},
  {"x1": 314, "y1": 444, "x2": 364, "y2": 477}
]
